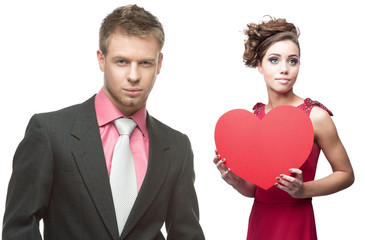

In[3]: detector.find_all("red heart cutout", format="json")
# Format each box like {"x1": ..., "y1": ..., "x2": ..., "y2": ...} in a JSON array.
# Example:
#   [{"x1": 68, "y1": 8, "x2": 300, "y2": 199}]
[{"x1": 214, "y1": 105, "x2": 314, "y2": 190}]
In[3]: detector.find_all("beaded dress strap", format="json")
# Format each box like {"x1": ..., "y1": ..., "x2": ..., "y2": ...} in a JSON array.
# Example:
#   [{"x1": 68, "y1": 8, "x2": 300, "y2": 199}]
[
  {"x1": 298, "y1": 98, "x2": 333, "y2": 116},
  {"x1": 252, "y1": 98, "x2": 333, "y2": 117},
  {"x1": 253, "y1": 102, "x2": 265, "y2": 117}
]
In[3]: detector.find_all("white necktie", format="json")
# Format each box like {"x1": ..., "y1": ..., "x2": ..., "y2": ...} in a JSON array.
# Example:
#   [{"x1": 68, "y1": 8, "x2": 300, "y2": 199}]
[{"x1": 110, "y1": 118, "x2": 137, "y2": 236}]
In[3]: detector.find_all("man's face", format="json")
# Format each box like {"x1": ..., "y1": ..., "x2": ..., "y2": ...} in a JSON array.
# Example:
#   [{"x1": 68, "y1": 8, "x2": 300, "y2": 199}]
[{"x1": 97, "y1": 33, "x2": 163, "y2": 116}]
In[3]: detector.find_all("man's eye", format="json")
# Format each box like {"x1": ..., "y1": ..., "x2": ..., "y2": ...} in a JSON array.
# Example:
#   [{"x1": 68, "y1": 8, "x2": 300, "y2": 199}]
[
  {"x1": 117, "y1": 60, "x2": 127, "y2": 64},
  {"x1": 141, "y1": 61, "x2": 152, "y2": 66}
]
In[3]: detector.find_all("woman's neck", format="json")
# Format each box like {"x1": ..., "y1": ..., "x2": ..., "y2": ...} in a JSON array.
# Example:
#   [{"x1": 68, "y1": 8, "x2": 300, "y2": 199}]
[{"x1": 265, "y1": 89, "x2": 303, "y2": 113}]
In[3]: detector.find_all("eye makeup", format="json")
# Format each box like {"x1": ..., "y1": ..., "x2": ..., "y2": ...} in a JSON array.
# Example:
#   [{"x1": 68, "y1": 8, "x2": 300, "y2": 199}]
[
  {"x1": 268, "y1": 56, "x2": 279, "y2": 64},
  {"x1": 288, "y1": 57, "x2": 299, "y2": 65},
  {"x1": 267, "y1": 55, "x2": 299, "y2": 66}
]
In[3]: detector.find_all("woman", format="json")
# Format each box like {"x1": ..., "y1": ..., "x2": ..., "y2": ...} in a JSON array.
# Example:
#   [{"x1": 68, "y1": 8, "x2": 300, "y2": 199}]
[{"x1": 213, "y1": 17, "x2": 354, "y2": 239}]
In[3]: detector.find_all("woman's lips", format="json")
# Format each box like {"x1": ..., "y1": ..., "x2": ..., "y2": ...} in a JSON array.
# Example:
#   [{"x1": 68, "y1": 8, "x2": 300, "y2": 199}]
[{"x1": 275, "y1": 78, "x2": 290, "y2": 84}]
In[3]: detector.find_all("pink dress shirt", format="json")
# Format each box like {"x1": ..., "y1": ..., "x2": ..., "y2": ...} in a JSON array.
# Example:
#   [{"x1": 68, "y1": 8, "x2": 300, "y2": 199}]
[{"x1": 94, "y1": 88, "x2": 149, "y2": 191}]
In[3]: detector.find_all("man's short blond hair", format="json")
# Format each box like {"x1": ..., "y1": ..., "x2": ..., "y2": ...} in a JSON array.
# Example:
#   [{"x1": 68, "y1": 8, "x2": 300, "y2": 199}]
[{"x1": 99, "y1": 4, "x2": 165, "y2": 55}]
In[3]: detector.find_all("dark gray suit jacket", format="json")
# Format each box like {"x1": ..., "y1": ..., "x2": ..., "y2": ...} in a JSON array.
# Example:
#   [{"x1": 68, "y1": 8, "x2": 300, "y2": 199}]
[{"x1": 3, "y1": 96, "x2": 205, "y2": 240}]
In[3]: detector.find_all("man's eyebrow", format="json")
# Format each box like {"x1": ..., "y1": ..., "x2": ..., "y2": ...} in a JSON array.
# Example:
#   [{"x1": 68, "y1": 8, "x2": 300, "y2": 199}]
[
  {"x1": 111, "y1": 55, "x2": 156, "y2": 62},
  {"x1": 111, "y1": 55, "x2": 128, "y2": 61}
]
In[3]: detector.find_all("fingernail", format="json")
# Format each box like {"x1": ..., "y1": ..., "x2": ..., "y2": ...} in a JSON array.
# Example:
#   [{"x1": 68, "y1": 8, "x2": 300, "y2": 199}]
[
  {"x1": 276, "y1": 177, "x2": 280, "y2": 181},
  {"x1": 222, "y1": 158, "x2": 226, "y2": 162}
]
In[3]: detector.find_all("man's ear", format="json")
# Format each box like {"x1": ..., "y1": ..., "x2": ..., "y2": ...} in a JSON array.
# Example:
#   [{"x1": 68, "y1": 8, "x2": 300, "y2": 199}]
[
  {"x1": 97, "y1": 50, "x2": 105, "y2": 72},
  {"x1": 157, "y1": 53, "x2": 163, "y2": 74}
]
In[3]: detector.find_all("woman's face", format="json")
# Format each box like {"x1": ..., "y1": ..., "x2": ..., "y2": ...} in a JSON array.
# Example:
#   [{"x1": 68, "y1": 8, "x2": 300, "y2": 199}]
[{"x1": 258, "y1": 40, "x2": 300, "y2": 94}]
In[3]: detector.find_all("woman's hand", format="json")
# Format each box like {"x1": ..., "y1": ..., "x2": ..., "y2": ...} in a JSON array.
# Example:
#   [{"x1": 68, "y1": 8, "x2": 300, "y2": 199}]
[
  {"x1": 213, "y1": 151, "x2": 256, "y2": 197},
  {"x1": 275, "y1": 168, "x2": 305, "y2": 198},
  {"x1": 213, "y1": 154, "x2": 241, "y2": 188}
]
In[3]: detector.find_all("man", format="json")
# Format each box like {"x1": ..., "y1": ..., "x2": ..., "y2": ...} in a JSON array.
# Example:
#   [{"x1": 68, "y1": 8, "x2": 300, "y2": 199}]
[{"x1": 3, "y1": 5, "x2": 205, "y2": 240}]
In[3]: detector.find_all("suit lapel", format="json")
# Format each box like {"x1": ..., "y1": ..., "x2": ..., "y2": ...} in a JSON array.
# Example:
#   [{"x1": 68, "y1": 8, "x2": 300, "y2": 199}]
[
  {"x1": 121, "y1": 114, "x2": 171, "y2": 239},
  {"x1": 70, "y1": 100, "x2": 171, "y2": 239},
  {"x1": 70, "y1": 96, "x2": 120, "y2": 239}
]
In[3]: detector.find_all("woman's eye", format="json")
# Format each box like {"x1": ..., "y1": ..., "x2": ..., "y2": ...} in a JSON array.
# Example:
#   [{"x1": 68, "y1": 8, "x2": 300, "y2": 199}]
[
  {"x1": 288, "y1": 58, "x2": 299, "y2": 65},
  {"x1": 269, "y1": 57, "x2": 279, "y2": 64}
]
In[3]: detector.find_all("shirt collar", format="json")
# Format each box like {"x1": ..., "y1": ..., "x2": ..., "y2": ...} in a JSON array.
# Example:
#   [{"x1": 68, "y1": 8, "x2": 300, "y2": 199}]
[{"x1": 95, "y1": 88, "x2": 148, "y2": 137}]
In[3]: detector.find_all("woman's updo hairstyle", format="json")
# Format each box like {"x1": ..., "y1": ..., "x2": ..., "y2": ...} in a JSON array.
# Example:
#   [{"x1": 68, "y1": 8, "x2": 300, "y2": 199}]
[{"x1": 243, "y1": 16, "x2": 300, "y2": 68}]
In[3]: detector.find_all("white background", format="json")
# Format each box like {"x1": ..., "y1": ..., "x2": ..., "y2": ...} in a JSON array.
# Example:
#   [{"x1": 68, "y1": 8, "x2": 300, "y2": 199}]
[{"x1": 0, "y1": 0, "x2": 364, "y2": 239}]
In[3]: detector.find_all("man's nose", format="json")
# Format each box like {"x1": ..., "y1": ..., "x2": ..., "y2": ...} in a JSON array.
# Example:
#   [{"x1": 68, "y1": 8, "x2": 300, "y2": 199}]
[{"x1": 127, "y1": 63, "x2": 140, "y2": 82}]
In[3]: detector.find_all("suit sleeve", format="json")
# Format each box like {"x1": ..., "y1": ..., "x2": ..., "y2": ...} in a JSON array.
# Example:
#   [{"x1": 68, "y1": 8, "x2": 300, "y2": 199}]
[
  {"x1": 165, "y1": 135, "x2": 205, "y2": 240},
  {"x1": 3, "y1": 114, "x2": 54, "y2": 240}
]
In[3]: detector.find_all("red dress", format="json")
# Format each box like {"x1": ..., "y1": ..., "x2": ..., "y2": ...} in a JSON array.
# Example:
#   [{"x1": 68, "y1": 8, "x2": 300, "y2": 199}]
[{"x1": 246, "y1": 98, "x2": 333, "y2": 240}]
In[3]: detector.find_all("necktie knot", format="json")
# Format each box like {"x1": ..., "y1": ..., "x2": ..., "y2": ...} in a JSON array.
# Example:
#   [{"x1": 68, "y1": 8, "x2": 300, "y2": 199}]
[{"x1": 114, "y1": 118, "x2": 137, "y2": 136}]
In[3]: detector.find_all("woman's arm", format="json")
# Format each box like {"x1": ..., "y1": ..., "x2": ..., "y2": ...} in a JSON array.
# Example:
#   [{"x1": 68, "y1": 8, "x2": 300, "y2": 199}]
[
  {"x1": 213, "y1": 153, "x2": 257, "y2": 198},
  {"x1": 276, "y1": 107, "x2": 354, "y2": 198}
]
